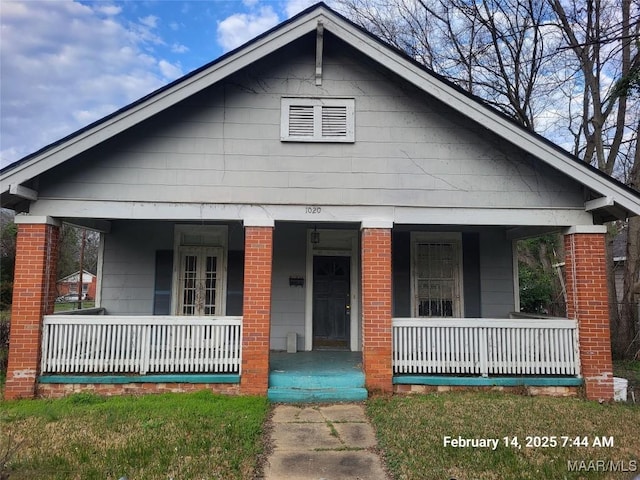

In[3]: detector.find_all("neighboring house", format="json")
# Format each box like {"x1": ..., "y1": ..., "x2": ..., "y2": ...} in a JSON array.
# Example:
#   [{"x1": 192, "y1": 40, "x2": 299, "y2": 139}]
[
  {"x1": 1, "y1": 3, "x2": 639, "y2": 402},
  {"x1": 56, "y1": 270, "x2": 97, "y2": 300}
]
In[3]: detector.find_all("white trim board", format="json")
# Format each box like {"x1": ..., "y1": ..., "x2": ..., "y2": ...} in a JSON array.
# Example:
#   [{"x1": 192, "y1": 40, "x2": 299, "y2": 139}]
[{"x1": 28, "y1": 200, "x2": 596, "y2": 226}]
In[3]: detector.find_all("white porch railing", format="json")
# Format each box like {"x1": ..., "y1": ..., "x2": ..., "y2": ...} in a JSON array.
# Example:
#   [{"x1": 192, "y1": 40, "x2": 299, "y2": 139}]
[
  {"x1": 393, "y1": 318, "x2": 580, "y2": 376},
  {"x1": 41, "y1": 316, "x2": 242, "y2": 375}
]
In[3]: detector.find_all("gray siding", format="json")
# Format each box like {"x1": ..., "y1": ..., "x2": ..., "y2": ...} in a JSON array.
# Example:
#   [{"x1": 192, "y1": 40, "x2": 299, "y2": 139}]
[
  {"x1": 270, "y1": 223, "x2": 308, "y2": 350},
  {"x1": 101, "y1": 221, "x2": 172, "y2": 314},
  {"x1": 101, "y1": 220, "x2": 243, "y2": 315},
  {"x1": 479, "y1": 230, "x2": 515, "y2": 317},
  {"x1": 37, "y1": 35, "x2": 585, "y2": 211}
]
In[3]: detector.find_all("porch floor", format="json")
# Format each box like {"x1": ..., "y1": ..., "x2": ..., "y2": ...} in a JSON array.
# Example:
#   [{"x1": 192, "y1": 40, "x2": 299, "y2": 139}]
[{"x1": 268, "y1": 351, "x2": 367, "y2": 403}]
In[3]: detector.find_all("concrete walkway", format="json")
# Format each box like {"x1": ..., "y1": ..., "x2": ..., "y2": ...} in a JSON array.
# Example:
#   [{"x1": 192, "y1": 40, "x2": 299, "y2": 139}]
[{"x1": 261, "y1": 404, "x2": 389, "y2": 480}]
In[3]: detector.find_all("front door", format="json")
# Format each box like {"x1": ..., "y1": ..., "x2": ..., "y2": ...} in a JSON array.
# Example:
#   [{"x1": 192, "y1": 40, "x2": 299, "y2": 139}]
[{"x1": 313, "y1": 256, "x2": 350, "y2": 349}]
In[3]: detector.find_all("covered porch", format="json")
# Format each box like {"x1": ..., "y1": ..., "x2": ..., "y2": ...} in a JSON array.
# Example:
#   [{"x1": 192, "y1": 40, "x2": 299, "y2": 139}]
[
  {"x1": 5, "y1": 215, "x2": 611, "y2": 401},
  {"x1": 34, "y1": 313, "x2": 583, "y2": 399}
]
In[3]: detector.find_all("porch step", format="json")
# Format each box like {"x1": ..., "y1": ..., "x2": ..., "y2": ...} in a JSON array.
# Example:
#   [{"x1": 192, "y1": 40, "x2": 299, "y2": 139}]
[
  {"x1": 268, "y1": 386, "x2": 368, "y2": 403},
  {"x1": 268, "y1": 351, "x2": 367, "y2": 403},
  {"x1": 269, "y1": 371, "x2": 366, "y2": 389}
]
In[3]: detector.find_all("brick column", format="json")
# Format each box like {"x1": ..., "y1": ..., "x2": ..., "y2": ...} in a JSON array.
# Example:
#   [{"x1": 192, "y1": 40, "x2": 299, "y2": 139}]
[
  {"x1": 361, "y1": 225, "x2": 393, "y2": 393},
  {"x1": 6, "y1": 216, "x2": 60, "y2": 400},
  {"x1": 240, "y1": 225, "x2": 273, "y2": 396},
  {"x1": 564, "y1": 226, "x2": 613, "y2": 401}
]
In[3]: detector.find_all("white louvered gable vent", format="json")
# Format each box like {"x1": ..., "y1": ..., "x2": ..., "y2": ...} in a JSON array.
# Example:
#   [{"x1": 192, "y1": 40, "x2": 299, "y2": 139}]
[
  {"x1": 288, "y1": 105, "x2": 315, "y2": 137},
  {"x1": 321, "y1": 106, "x2": 347, "y2": 137},
  {"x1": 281, "y1": 98, "x2": 354, "y2": 142}
]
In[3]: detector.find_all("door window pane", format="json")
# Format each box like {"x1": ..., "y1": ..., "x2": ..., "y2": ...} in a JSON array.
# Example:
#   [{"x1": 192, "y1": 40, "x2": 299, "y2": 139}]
[
  {"x1": 181, "y1": 255, "x2": 198, "y2": 315},
  {"x1": 204, "y1": 256, "x2": 218, "y2": 315}
]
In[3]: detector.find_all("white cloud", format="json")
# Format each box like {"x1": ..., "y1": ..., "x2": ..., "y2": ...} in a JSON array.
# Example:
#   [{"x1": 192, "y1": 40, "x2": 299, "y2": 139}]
[
  {"x1": 0, "y1": 1, "x2": 175, "y2": 167},
  {"x1": 216, "y1": 6, "x2": 279, "y2": 52},
  {"x1": 171, "y1": 43, "x2": 189, "y2": 53},
  {"x1": 285, "y1": 0, "x2": 318, "y2": 18},
  {"x1": 158, "y1": 59, "x2": 184, "y2": 80},
  {"x1": 96, "y1": 4, "x2": 122, "y2": 16},
  {"x1": 139, "y1": 14, "x2": 159, "y2": 29}
]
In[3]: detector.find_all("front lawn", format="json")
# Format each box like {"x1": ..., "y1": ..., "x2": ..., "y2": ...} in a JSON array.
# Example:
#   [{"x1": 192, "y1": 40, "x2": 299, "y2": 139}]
[
  {"x1": 53, "y1": 301, "x2": 96, "y2": 312},
  {"x1": 368, "y1": 392, "x2": 640, "y2": 480},
  {"x1": 1, "y1": 391, "x2": 269, "y2": 480}
]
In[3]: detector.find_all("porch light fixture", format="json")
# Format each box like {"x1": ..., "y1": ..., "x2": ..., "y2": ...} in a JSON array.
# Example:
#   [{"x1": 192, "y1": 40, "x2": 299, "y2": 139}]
[{"x1": 311, "y1": 225, "x2": 320, "y2": 244}]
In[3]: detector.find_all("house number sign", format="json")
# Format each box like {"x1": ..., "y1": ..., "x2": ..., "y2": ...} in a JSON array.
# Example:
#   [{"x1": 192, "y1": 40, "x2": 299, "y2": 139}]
[{"x1": 305, "y1": 206, "x2": 322, "y2": 214}]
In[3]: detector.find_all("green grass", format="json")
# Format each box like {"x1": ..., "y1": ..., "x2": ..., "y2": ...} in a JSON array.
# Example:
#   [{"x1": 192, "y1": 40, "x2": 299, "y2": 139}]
[
  {"x1": 367, "y1": 392, "x2": 640, "y2": 480},
  {"x1": 53, "y1": 301, "x2": 96, "y2": 312},
  {"x1": 1, "y1": 391, "x2": 269, "y2": 480}
]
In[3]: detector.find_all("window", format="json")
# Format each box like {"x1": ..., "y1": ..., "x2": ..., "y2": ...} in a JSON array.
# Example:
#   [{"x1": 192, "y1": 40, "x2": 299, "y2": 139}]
[
  {"x1": 281, "y1": 97, "x2": 355, "y2": 142},
  {"x1": 177, "y1": 247, "x2": 222, "y2": 315},
  {"x1": 411, "y1": 233, "x2": 463, "y2": 318},
  {"x1": 172, "y1": 226, "x2": 227, "y2": 316}
]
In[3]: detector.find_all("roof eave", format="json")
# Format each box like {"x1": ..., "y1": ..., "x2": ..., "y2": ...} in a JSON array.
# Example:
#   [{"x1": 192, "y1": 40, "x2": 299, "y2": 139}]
[
  {"x1": 0, "y1": 4, "x2": 334, "y2": 193},
  {"x1": 315, "y1": 13, "x2": 640, "y2": 217},
  {"x1": 2, "y1": 2, "x2": 638, "y2": 218}
]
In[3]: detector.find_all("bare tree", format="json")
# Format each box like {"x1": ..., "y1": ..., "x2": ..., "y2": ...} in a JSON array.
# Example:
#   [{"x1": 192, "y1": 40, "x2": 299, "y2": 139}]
[
  {"x1": 548, "y1": 0, "x2": 639, "y2": 174},
  {"x1": 338, "y1": 0, "x2": 561, "y2": 130},
  {"x1": 339, "y1": 0, "x2": 640, "y2": 356},
  {"x1": 549, "y1": 0, "x2": 640, "y2": 358}
]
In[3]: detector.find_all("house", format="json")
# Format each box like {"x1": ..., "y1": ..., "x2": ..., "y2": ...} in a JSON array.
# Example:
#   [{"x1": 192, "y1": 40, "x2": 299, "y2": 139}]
[
  {"x1": 56, "y1": 270, "x2": 97, "y2": 301},
  {"x1": 2, "y1": 3, "x2": 639, "y2": 402}
]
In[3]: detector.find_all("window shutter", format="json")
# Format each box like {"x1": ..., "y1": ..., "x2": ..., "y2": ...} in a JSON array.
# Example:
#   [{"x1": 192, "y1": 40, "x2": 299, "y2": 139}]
[
  {"x1": 321, "y1": 106, "x2": 347, "y2": 137},
  {"x1": 288, "y1": 105, "x2": 315, "y2": 137},
  {"x1": 153, "y1": 250, "x2": 173, "y2": 315}
]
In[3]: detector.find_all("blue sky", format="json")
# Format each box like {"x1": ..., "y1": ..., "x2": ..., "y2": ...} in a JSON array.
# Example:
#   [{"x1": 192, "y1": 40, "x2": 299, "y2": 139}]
[{"x1": 0, "y1": 0, "x2": 321, "y2": 168}]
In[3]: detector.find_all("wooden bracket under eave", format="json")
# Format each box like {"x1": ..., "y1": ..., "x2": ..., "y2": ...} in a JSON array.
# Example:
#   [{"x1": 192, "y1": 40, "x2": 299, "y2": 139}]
[
  {"x1": 9, "y1": 183, "x2": 38, "y2": 201},
  {"x1": 315, "y1": 20, "x2": 324, "y2": 86}
]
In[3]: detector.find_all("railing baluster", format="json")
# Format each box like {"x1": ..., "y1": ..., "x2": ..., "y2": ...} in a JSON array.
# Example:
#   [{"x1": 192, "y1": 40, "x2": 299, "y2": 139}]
[{"x1": 480, "y1": 327, "x2": 488, "y2": 377}]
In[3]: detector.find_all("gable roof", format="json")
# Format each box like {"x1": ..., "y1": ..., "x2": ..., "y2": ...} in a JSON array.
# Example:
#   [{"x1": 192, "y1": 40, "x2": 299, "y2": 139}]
[
  {"x1": 2, "y1": 2, "x2": 639, "y2": 220},
  {"x1": 58, "y1": 270, "x2": 96, "y2": 283}
]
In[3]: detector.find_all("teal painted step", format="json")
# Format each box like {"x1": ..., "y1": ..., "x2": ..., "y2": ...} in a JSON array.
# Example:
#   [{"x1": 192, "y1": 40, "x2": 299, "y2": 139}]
[
  {"x1": 268, "y1": 386, "x2": 368, "y2": 403},
  {"x1": 269, "y1": 370, "x2": 365, "y2": 389},
  {"x1": 268, "y1": 351, "x2": 367, "y2": 403}
]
